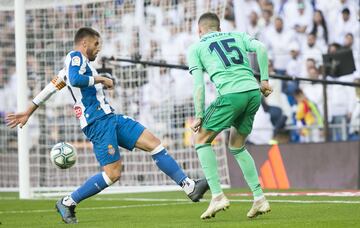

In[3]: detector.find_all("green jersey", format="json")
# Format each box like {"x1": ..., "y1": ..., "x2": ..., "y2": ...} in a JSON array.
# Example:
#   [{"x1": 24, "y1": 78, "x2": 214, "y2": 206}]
[
  {"x1": 187, "y1": 31, "x2": 268, "y2": 95},
  {"x1": 187, "y1": 31, "x2": 269, "y2": 118}
]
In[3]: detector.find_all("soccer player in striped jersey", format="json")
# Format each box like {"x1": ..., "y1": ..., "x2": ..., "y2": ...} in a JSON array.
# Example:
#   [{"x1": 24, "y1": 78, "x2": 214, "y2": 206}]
[
  {"x1": 6, "y1": 27, "x2": 209, "y2": 224},
  {"x1": 187, "y1": 13, "x2": 273, "y2": 219}
]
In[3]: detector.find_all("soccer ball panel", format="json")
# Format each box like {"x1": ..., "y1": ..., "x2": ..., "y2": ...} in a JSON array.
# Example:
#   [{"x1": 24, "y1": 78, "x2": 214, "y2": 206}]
[{"x1": 50, "y1": 142, "x2": 77, "y2": 169}]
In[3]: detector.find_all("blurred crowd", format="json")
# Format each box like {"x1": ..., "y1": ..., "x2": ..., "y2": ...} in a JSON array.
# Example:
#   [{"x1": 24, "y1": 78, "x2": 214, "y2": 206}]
[{"x1": 0, "y1": 0, "x2": 359, "y2": 147}]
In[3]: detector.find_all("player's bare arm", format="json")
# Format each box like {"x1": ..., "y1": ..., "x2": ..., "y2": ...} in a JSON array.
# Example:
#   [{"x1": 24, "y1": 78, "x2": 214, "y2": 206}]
[
  {"x1": 6, "y1": 103, "x2": 38, "y2": 129},
  {"x1": 94, "y1": 75, "x2": 114, "y2": 89},
  {"x1": 6, "y1": 72, "x2": 66, "y2": 128}
]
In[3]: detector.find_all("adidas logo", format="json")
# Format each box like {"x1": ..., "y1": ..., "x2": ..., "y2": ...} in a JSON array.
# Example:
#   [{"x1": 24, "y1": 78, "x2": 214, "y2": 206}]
[{"x1": 258, "y1": 145, "x2": 290, "y2": 189}]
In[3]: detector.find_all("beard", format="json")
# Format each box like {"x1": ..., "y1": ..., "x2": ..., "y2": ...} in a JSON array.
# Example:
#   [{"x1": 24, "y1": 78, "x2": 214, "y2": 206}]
[{"x1": 87, "y1": 49, "x2": 97, "y2": 61}]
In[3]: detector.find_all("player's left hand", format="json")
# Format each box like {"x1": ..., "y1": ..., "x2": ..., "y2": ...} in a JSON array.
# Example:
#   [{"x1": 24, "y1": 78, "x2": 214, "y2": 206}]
[
  {"x1": 5, "y1": 112, "x2": 30, "y2": 129},
  {"x1": 191, "y1": 118, "x2": 202, "y2": 133}
]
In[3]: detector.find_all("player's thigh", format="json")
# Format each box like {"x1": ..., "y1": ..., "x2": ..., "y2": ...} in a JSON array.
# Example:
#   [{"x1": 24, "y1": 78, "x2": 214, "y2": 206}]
[
  {"x1": 202, "y1": 96, "x2": 236, "y2": 132},
  {"x1": 134, "y1": 129, "x2": 161, "y2": 152},
  {"x1": 83, "y1": 115, "x2": 120, "y2": 167},
  {"x1": 114, "y1": 114, "x2": 146, "y2": 151},
  {"x1": 233, "y1": 90, "x2": 261, "y2": 135}
]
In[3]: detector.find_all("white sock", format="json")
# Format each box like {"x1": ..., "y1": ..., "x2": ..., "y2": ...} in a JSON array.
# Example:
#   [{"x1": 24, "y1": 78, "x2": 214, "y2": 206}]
[
  {"x1": 181, "y1": 177, "x2": 195, "y2": 195},
  {"x1": 254, "y1": 195, "x2": 265, "y2": 202},
  {"x1": 62, "y1": 195, "x2": 77, "y2": 206}
]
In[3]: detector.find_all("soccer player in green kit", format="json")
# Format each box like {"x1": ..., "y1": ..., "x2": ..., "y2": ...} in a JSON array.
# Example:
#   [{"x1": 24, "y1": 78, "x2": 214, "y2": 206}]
[{"x1": 187, "y1": 12, "x2": 273, "y2": 219}]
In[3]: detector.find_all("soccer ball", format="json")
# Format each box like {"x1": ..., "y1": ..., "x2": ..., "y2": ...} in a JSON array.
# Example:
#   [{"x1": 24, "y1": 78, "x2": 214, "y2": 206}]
[{"x1": 50, "y1": 142, "x2": 77, "y2": 169}]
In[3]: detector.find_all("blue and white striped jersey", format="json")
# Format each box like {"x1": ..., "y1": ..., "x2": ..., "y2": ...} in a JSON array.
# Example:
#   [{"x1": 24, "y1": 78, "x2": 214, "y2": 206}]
[{"x1": 62, "y1": 50, "x2": 114, "y2": 129}]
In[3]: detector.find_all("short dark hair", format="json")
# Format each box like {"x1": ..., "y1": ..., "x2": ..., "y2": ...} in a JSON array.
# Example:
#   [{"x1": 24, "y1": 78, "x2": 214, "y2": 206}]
[
  {"x1": 342, "y1": 8, "x2": 350, "y2": 14},
  {"x1": 294, "y1": 88, "x2": 304, "y2": 96},
  {"x1": 198, "y1": 12, "x2": 220, "y2": 28},
  {"x1": 74, "y1": 27, "x2": 100, "y2": 44}
]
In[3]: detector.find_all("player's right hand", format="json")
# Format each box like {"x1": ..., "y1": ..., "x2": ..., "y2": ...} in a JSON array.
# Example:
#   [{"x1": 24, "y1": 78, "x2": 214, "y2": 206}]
[
  {"x1": 5, "y1": 112, "x2": 30, "y2": 129},
  {"x1": 260, "y1": 80, "x2": 273, "y2": 97}
]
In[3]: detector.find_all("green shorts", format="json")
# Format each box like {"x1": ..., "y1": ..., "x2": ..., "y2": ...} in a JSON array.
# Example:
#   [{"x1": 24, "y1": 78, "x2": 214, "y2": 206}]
[{"x1": 202, "y1": 89, "x2": 261, "y2": 135}]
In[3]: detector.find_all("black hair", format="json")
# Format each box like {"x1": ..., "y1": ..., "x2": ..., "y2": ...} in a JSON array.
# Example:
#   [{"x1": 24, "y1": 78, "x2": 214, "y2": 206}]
[
  {"x1": 310, "y1": 10, "x2": 328, "y2": 44},
  {"x1": 342, "y1": 8, "x2": 350, "y2": 14}
]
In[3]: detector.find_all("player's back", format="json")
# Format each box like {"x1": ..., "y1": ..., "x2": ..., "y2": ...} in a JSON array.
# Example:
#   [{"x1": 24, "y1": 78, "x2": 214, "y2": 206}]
[{"x1": 188, "y1": 31, "x2": 259, "y2": 95}]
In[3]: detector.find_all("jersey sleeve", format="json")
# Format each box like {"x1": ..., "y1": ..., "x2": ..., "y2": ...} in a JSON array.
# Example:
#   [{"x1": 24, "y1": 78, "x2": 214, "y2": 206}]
[
  {"x1": 187, "y1": 44, "x2": 204, "y2": 75},
  {"x1": 240, "y1": 33, "x2": 269, "y2": 81},
  {"x1": 65, "y1": 51, "x2": 95, "y2": 88},
  {"x1": 51, "y1": 68, "x2": 67, "y2": 90},
  {"x1": 32, "y1": 69, "x2": 66, "y2": 106},
  {"x1": 187, "y1": 44, "x2": 205, "y2": 118}
]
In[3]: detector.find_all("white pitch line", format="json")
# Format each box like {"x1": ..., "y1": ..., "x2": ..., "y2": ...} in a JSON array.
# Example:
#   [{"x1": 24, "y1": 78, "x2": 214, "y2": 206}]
[
  {"x1": 1, "y1": 198, "x2": 360, "y2": 215},
  {"x1": 120, "y1": 198, "x2": 360, "y2": 204},
  {"x1": 0, "y1": 202, "x2": 190, "y2": 214}
]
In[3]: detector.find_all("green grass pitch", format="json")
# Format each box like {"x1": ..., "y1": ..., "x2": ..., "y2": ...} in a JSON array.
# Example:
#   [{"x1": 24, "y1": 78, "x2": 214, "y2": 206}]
[{"x1": 0, "y1": 188, "x2": 359, "y2": 227}]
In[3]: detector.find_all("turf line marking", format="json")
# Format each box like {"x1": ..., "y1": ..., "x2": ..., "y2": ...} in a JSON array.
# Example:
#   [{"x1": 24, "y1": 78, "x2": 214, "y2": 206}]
[
  {"x1": 120, "y1": 198, "x2": 360, "y2": 204},
  {"x1": 0, "y1": 197, "x2": 18, "y2": 200},
  {"x1": 0, "y1": 202, "x2": 190, "y2": 214},
  {"x1": 1, "y1": 198, "x2": 360, "y2": 214},
  {"x1": 229, "y1": 191, "x2": 360, "y2": 197}
]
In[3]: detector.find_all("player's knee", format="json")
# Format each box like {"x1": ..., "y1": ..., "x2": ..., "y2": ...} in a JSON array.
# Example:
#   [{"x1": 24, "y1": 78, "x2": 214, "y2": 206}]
[
  {"x1": 229, "y1": 137, "x2": 245, "y2": 148},
  {"x1": 137, "y1": 129, "x2": 162, "y2": 152},
  {"x1": 229, "y1": 131, "x2": 247, "y2": 148},
  {"x1": 106, "y1": 169, "x2": 121, "y2": 183}
]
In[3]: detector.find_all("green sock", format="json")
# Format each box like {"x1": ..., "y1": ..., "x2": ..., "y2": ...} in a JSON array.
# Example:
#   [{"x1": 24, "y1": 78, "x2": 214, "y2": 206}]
[
  {"x1": 195, "y1": 143, "x2": 222, "y2": 195},
  {"x1": 230, "y1": 147, "x2": 263, "y2": 197}
]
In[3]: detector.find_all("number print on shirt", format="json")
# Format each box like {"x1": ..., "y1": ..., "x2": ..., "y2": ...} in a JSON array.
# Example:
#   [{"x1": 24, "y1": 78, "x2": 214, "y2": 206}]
[{"x1": 209, "y1": 38, "x2": 244, "y2": 67}]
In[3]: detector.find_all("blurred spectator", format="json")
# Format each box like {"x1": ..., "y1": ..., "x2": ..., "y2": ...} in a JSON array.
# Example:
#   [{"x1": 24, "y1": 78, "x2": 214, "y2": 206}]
[
  {"x1": 233, "y1": 0, "x2": 262, "y2": 32},
  {"x1": 300, "y1": 66, "x2": 324, "y2": 116},
  {"x1": 286, "y1": 41, "x2": 302, "y2": 77},
  {"x1": 266, "y1": 17, "x2": 294, "y2": 75},
  {"x1": 246, "y1": 11, "x2": 262, "y2": 38},
  {"x1": 221, "y1": 1, "x2": 236, "y2": 32},
  {"x1": 332, "y1": 8, "x2": 360, "y2": 45},
  {"x1": 308, "y1": 10, "x2": 329, "y2": 48},
  {"x1": 294, "y1": 88, "x2": 324, "y2": 142},
  {"x1": 266, "y1": 60, "x2": 293, "y2": 125},
  {"x1": 282, "y1": 0, "x2": 313, "y2": 30},
  {"x1": 289, "y1": 1, "x2": 312, "y2": 42},
  {"x1": 258, "y1": 9, "x2": 274, "y2": 43},
  {"x1": 301, "y1": 33, "x2": 324, "y2": 71},
  {"x1": 261, "y1": 97, "x2": 287, "y2": 137},
  {"x1": 284, "y1": 41, "x2": 301, "y2": 105}
]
